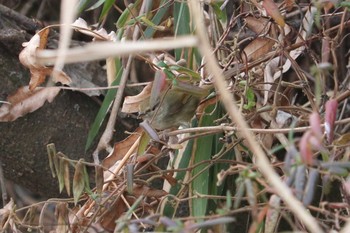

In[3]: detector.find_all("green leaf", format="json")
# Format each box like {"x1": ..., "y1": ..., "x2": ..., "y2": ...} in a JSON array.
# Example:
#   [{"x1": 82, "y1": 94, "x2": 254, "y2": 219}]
[
  {"x1": 340, "y1": 1, "x2": 350, "y2": 9},
  {"x1": 98, "y1": 0, "x2": 115, "y2": 21},
  {"x1": 116, "y1": 3, "x2": 135, "y2": 28},
  {"x1": 144, "y1": 0, "x2": 172, "y2": 39},
  {"x1": 168, "y1": 65, "x2": 201, "y2": 81},
  {"x1": 77, "y1": 0, "x2": 93, "y2": 13},
  {"x1": 192, "y1": 104, "x2": 221, "y2": 218},
  {"x1": 173, "y1": 1, "x2": 191, "y2": 60},
  {"x1": 243, "y1": 87, "x2": 256, "y2": 110},
  {"x1": 63, "y1": 160, "x2": 71, "y2": 196},
  {"x1": 137, "y1": 132, "x2": 150, "y2": 156},
  {"x1": 163, "y1": 119, "x2": 197, "y2": 217},
  {"x1": 86, "y1": 0, "x2": 105, "y2": 11},
  {"x1": 211, "y1": 2, "x2": 227, "y2": 21},
  {"x1": 85, "y1": 68, "x2": 122, "y2": 151}
]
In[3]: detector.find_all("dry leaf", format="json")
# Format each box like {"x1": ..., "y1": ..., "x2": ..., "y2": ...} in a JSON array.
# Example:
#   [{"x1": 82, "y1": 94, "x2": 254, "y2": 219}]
[
  {"x1": 263, "y1": 7, "x2": 317, "y2": 104},
  {"x1": 0, "y1": 199, "x2": 19, "y2": 232},
  {"x1": 73, "y1": 159, "x2": 85, "y2": 205},
  {"x1": 121, "y1": 83, "x2": 153, "y2": 113},
  {"x1": 64, "y1": 160, "x2": 71, "y2": 196},
  {"x1": 54, "y1": 202, "x2": 69, "y2": 233},
  {"x1": 102, "y1": 128, "x2": 143, "y2": 168},
  {"x1": 0, "y1": 199, "x2": 14, "y2": 229},
  {"x1": 19, "y1": 28, "x2": 71, "y2": 90},
  {"x1": 133, "y1": 185, "x2": 168, "y2": 198},
  {"x1": 262, "y1": 0, "x2": 285, "y2": 27},
  {"x1": 0, "y1": 86, "x2": 60, "y2": 122},
  {"x1": 100, "y1": 197, "x2": 128, "y2": 231},
  {"x1": 243, "y1": 37, "x2": 275, "y2": 62},
  {"x1": 334, "y1": 133, "x2": 350, "y2": 146},
  {"x1": 95, "y1": 166, "x2": 104, "y2": 195},
  {"x1": 245, "y1": 16, "x2": 271, "y2": 35}
]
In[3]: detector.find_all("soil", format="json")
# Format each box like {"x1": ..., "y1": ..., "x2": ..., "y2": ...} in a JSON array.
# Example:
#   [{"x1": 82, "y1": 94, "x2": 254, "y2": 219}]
[{"x1": 0, "y1": 5, "x2": 136, "y2": 197}]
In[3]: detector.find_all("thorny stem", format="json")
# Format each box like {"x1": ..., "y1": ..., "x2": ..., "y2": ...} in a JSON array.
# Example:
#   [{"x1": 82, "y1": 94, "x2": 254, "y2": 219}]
[{"x1": 188, "y1": 1, "x2": 323, "y2": 232}]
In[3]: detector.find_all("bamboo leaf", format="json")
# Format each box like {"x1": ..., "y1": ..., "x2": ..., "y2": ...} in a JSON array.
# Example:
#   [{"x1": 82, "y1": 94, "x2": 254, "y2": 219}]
[
  {"x1": 47, "y1": 143, "x2": 57, "y2": 178},
  {"x1": 86, "y1": 0, "x2": 105, "y2": 11},
  {"x1": 77, "y1": 0, "x2": 93, "y2": 13},
  {"x1": 85, "y1": 69, "x2": 122, "y2": 151},
  {"x1": 163, "y1": 119, "x2": 197, "y2": 217},
  {"x1": 99, "y1": 0, "x2": 115, "y2": 21},
  {"x1": 192, "y1": 104, "x2": 220, "y2": 218},
  {"x1": 144, "y1": 0, "x2": 171, "y2": 38},
  {"x1": 73, "y1": 159, "x2": 85, "y2": 205},
  {"x1": 173, "y1": 1, "x2": 191, "y2": 60},
  {"x1": 58, "y1": 155, "x2": 65, "y2": 193},
  {"x1": 63, "y1": 160, "x2": 71, "y2": 196}
]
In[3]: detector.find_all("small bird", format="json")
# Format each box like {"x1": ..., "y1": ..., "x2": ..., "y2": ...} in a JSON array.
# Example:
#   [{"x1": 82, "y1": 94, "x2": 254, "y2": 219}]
[{"x1": 142, "y1": 70, "x2": 207, "y2": 130}]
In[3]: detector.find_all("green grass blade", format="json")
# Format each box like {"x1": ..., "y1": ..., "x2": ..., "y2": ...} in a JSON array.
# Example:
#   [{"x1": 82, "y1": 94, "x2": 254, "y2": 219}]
[
  {"x1": 86, "y1": 0, "x2": 105, "y2": 11},
  {"x1": 191, "y1": 104, "x2": 221, "y2": 218},
  {"x1": 144, "y1": 0, "x2": 171, "y2": 39},
  {"x1": 85, "y1": 69, "x2": 123, "y2": 151},
  {"x1": 98, "y1": 0, "x2": 115, "y2": 21},
  {"x1": 77, "y1": 0, "x2": 93, "y2": 13},
  {"x1": 163, "y1": 119, "x2": 198, "y2": 217},
  {"x1": 173, "y1": 1, "x2": 191, "y2": 60}
]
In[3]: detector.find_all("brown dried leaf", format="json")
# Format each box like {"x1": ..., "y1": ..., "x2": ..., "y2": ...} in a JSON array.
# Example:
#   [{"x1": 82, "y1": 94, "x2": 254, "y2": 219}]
[
  {"x1": 133, "y1": 185, "x2": 168, "y2": 198},
  {"x1": 263, "y1": 7, "x2": 316, "y2": 105},
  {"x1": 54, "y1": 202, "x2": 69, "y2": 233},
  {"x1": 0, "y1": 199, "x2": 14, "y2": 229},
  {"x1": 102, "y1": 127, "x2": 143, "y2": 168},
  {"x1": 19, "y1": 28, "x2": 71, "y2": 90},
  {"x1": 100, "y1": 196, "x2": 127, "y2": 231},
  {"x1": 262, "y1": 0, "x2": 285, "y2": 27},
  {"x1": 334, "y1": 133, "x2": 350, "y2": 146},
  {"x1": 121, "y1": 83, "x2": 153, "y2": 113},
  {"x1": 95, "y1": 166, "x2": 104, "y2": 195},
  {"x1": 242, "y1": 37, "x2": 275, "y2": 62},
  {"x1": 73, "y1": 159, "x2": 85, "y2": 205},
  {"x1": 245, "y1": 16, "x2": 271, "y2": 35},
  {"x1": 0, "y1": 86, "x2": 60, "y2": 122},
  {"x1": 64, "y1": 160, "x2": 71, "y2": 196},
  {"x1": 58, "y1": 156, "x2": 65, "y2": 193},
  {"x1": 47, "y1": 143, "x2": 57, "y2": 178}
]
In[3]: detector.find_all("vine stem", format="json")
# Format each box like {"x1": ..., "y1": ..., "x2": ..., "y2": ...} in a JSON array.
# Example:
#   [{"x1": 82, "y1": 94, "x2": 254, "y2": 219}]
[{"x1": 187, "y1": 1, "x2": 323, "y2": 232}]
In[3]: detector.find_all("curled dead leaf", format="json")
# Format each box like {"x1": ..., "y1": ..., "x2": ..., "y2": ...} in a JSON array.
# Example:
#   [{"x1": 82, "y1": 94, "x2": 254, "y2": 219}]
[
  {"x1": 0, "y1": 86, "x2": 60, "y2": 122},
  {"x1": 121, "y1": 82, "x2": 153, "y2": 113},
  {"x1": 19, "y1": 28, "x2": 71, "y2": 90}
]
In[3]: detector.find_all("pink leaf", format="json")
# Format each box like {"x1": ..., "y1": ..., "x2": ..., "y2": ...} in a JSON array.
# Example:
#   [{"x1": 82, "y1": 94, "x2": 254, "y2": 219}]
[
  {"x1": 299, "y1": 131, "x2": 313, "y2": 165},
  {"x1": 325, "y1": 99, "x2": 338, "y2": 143},
  {"x1": 309, "y1": 112, "x2": 322, "y2": 140}
]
